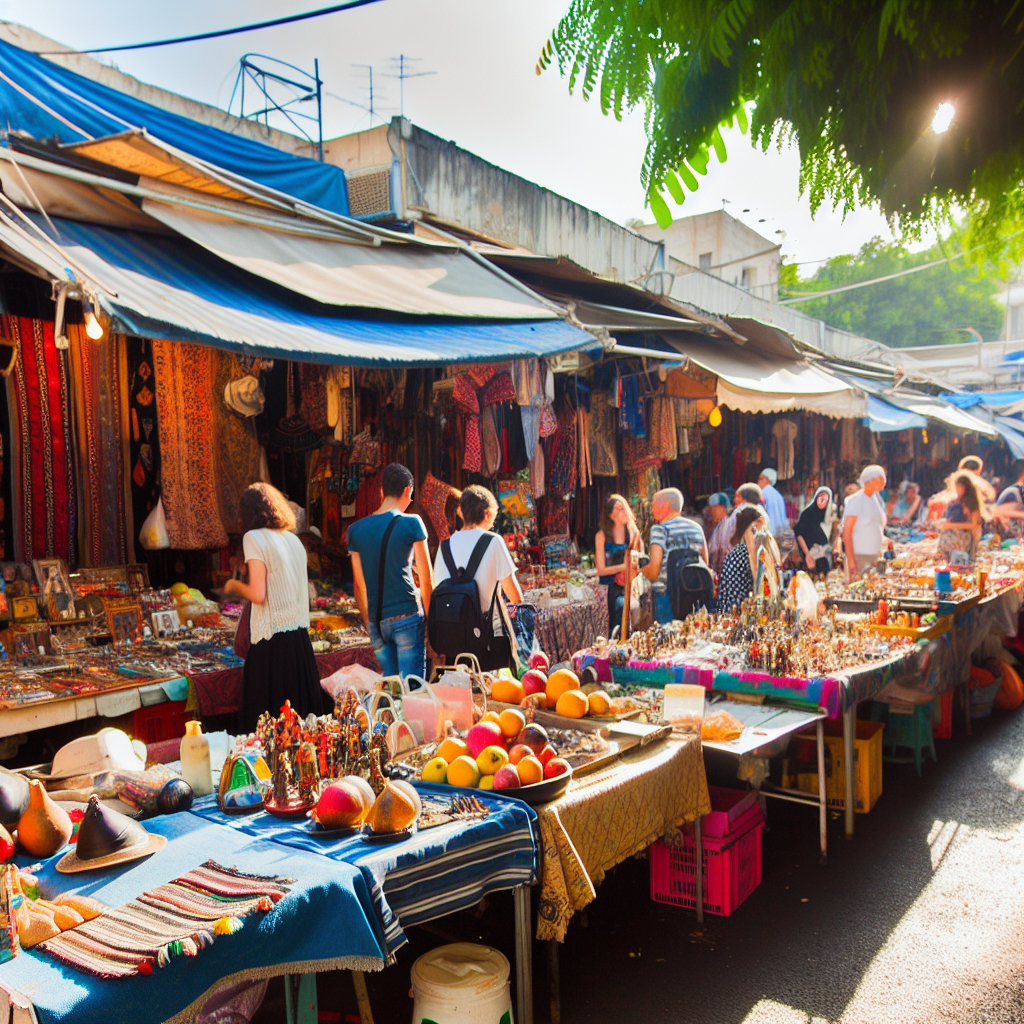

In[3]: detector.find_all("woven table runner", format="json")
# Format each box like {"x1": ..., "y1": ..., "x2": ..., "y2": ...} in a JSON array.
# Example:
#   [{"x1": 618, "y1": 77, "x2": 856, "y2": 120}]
[{"x1": 38, "y1": 860, "x2": 294, "y2": 979}]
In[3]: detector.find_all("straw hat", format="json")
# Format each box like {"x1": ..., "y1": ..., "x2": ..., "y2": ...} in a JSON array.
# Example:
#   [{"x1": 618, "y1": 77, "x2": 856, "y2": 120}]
[
  {"x1": 45, "y1": 729, "x2": 147, "y2": 780},
  {"x1": 57, "y1": 795, "x2": 166, "y2": 873},
  {"x1": 223, "y1": 375, "x2": 265, "y2": 417}
]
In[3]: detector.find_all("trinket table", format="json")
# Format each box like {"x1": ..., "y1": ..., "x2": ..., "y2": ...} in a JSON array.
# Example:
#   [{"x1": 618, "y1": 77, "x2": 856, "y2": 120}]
[{"x1": 0, "y1": 783, "x2": 538, "y2": 1024}]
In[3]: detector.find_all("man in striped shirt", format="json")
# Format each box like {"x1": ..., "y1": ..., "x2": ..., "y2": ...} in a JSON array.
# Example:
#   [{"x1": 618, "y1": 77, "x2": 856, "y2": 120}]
[{"x1": 637, "y1": 487, "x2": 709, "y2": 624}]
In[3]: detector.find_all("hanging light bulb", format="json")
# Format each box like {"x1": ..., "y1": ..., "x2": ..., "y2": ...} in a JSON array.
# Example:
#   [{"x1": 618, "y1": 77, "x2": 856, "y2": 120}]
[
  {"x1": 82, "y1": 297, "x2": 104, "y2": 340},
  {"x1": 708, "y1": 406, "x2": 723, "y2": 428}
]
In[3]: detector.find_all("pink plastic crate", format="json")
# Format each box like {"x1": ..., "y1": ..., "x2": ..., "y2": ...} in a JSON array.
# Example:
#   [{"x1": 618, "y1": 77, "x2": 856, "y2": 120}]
[
  {"x1": 702, "y1": 786, "x2": 761, "y2": 838},
  {"x1": 650, "y1": 820, "x2": 764, "y2": 916}
]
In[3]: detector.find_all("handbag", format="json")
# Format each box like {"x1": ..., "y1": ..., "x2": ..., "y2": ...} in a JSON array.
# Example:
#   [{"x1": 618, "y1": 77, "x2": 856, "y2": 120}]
[
  {"x1": 233, "y1": 600, "x2": 251, "y2": 660},
  {"x1": 350, "y1": 427, "x2": 382, "y2": 469}
]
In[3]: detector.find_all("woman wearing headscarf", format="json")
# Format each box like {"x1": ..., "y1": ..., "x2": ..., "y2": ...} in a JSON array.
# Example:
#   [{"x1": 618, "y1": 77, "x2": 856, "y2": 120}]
[{"x1": 793, "y1": 486, "x2": 833, "y2": 575}]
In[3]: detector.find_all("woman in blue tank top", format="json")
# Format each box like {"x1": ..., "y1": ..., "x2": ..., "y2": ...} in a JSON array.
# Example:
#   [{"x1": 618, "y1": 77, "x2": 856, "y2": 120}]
[{"x1": 595, "y1": 494, "x2": 643, "y2": 636}]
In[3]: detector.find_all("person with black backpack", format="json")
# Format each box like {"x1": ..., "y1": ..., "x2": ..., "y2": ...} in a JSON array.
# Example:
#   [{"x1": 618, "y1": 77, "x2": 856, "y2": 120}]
[
  {"x1": 637, "y1": 487, "x2": 712, "y2": 624},
  {"x1": 429, "y1": 486, "x2": 524, "y2": 670}
]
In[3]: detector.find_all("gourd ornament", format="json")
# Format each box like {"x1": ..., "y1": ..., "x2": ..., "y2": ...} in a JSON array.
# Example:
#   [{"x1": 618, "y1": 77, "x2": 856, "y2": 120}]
[{"x1": 17, "y1": 781, "x2": 73, "y2": 857}]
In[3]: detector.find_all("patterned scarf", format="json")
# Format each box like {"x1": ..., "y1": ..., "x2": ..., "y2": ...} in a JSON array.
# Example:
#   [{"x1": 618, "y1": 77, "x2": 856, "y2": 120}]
[
  {"x1": 152, "y1": 340, "x2": 228, "y2": 550},
  {"x1": 68, "y1": 324, "x2": 128, "y2": 566},
  {"x1": 212, "y1": 351, "x2": 263, "y2": 534},
  {"x1": 39, "y1": 860, "x2": 293, "y2": 979},
  {"x1": 4, "y1": 316, "x2": 76, "y2": 562}
]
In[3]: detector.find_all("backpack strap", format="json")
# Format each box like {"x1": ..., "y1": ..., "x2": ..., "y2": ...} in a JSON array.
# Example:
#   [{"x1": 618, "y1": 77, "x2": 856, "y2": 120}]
[
  {"x1": 463, "y1": 533, "x2": 495, "y2": 579},
  {"x1": 374, "y1": 515, "x2": 401, "y2": 635},
  {"x1": 440, "y1": 538, "x2": 458, "y2": 579}
]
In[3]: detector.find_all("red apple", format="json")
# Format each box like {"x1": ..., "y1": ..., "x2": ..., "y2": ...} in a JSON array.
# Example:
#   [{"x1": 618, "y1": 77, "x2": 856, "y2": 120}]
[
  {"x1": 466, "y1": 721, "x2": 504, "y2": 759},
  {"x1": 543, "y1": 758, "x2": 571, "y2": 780},
  {"x1": 493, "y1": 764, "x2": 522, "y2": 790},
  {"x1": 508, "y1": 744, "x2": 533, "y2": 765},
  {"x1": 521, "y1": 670, "x2": 547, "y2": 697},
  {"x1": 537, "y1": 744, "x2": 557, "y2": 766},
  {"x1": 315, "y1": 780, "x2": 368, "y2": 828},
  {"x1": 515, "y1": 724, "x2": 549, "y2": 756},
  {"x1": 529, "y1": 652, "x2": 550, "y2": 672}
]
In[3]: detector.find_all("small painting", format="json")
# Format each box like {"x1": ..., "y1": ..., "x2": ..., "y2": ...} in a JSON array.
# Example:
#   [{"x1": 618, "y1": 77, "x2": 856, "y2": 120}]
[
  {"x1": 102, "y1": 597, "x2": 143, "y2": 644},
  {"x1": 151, "y1": 608, "x2": 181, "y2": 637},
  {"x1": 10, "y1": 596, "x2": 40, "y2": 624}
]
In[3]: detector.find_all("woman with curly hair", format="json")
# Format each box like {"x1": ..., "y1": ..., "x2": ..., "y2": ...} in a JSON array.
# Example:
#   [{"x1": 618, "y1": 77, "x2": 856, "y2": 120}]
[
  {"x1": 225, "y1": 483, "x2": 328, "y2": 731},
  {"x1": 937, "y1": 471, "x2": 988, "y2": 563}
]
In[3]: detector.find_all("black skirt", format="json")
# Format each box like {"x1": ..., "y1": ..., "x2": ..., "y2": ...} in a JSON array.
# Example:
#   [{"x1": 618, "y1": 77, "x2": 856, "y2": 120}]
[{"x1": 239, "y1": 628, "x2": 329, "y2": 733}]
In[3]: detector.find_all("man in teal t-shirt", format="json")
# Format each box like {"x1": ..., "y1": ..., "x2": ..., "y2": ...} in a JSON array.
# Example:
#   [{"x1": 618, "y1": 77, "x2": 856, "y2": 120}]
[{"x1": 348, "y1": 463, "x2": 434, "y2": 679}]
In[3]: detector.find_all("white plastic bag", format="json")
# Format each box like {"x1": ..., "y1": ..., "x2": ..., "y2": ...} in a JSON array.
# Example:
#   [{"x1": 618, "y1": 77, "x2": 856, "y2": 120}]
[
  {"x1": 139, "y1": 498, "x2": 170, "y2": 550},
  {"x1": 787, "y1": 571, "x2": 821, "y2": 624}
]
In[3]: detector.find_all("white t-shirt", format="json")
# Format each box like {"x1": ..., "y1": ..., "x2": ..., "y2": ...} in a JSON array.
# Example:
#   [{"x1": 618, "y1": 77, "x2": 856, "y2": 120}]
[
  {"x1": 242, "y1": 528, "x2": 311, "y2": 645},
  {"x1": 841, "y1": 491, "x2": 886, "y2": 559},
  {"x1": 434, "y1": 528, "x2": 518, "y2": 635}
]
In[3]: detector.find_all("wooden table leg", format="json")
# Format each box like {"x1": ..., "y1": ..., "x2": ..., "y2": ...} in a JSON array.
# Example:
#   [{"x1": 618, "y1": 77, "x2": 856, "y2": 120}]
[
  {"x1": 352, "y1": 971, "x2": 375, "y2": 1024},
  {"x1": 547, "y1": 940, "x2": 561, "y2": 1024},
  {"x1": 817, "y1": 717, "x2": 828, "y2": 865}
]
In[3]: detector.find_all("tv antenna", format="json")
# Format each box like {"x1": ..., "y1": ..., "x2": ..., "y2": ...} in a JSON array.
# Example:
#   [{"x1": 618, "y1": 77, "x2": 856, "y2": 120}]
[
  {"x1": 323, "y1": 65, "x2": 390, "y2": 127},
  {"x1": 228, "y1": 53, "x2": 323, "y2": 160},
  {"x1": 384, "y1": 55, "x2": 435, "y2": 118}
]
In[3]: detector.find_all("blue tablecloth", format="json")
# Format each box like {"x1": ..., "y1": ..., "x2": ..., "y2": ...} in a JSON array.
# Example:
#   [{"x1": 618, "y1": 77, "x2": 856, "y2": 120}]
[
  {"x1": 0, "y1": 785, "x2": 538, "y2": 1024},
  {"x1": 188, "y1": 784, "x2": 538, "y2": 953},
  {"x1": 0, "y1": 813, "x2": 386, "y2": 1024}
]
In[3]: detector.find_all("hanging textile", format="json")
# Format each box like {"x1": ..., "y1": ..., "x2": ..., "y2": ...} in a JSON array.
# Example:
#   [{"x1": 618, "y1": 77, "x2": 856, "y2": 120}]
[
  {"x1": 420, "y1": 471, "x2": 458, "y2": 543},
  {"x1": 481, "y1": 405, "x2": 501, "y2": 478},
  {"x1": 67, "y1": 324, "x2": 128, "y2": 566},
  {"x1": 212, "y1": 351, "x2": 263, "y2": 534},
  {"x1": 463, "y1": 414, "x2": 482, "y2": 473},
  {"x1": 648, "y1": 396, "x2": 678, "y2": 461},
  {"x1": 4, "y1": 316, "x2": 75, "y2": 562},
  {"x1": 299, "y1": 362, "x2": 330, "y2": 433},
  {"x1": 124, "y1": 337, "x2": 162, "y2": 559},
  {"x1": 576, "y1": 406, "x2": 592, "y2": 488},
  {"x1": 521, "y1": 404, "x2": 541, "y2": 462},
  {"x1": 151, "y1": 339, "x2": 228, "y2": 550},
  {"x1": 530, "y1": 440, "x2": 546, "y2": 500},
  {"x1": 588, "y1": 392, "x2": 618, "y2": 477},
  {"x1": 547, "y1": 404, "x2": 577, "y2": 498}
]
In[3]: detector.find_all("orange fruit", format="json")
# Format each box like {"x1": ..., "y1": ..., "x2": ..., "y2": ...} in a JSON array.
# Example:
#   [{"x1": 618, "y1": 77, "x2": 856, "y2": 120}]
[
  {"x1": 491, "y1": 678, "x2": 526, "y2": 705},
  {"x1": 481, "y1": 711, "x2": 501, "y2": 726},
  {"x1": 438, "y1": 737, "x2": 470, "y2": 764},
  {"x1": 555, "y1": 689, "x2": 588, "y2": 719},
  {"x1": 447, "y1": 755, "x2": 481, "y2": 789},
  {"x1": 517, "y1": 755, "x2": 544, "y2": 786},
  {"x1": 587, "y1": 691, "x2": 611, "y2": 716},
  {"x1": 546, "y1": 668, "x2": 580, "y2": 706},
  {"x1": 498, "y1": 708, "x2": 526, "y2": 739}
]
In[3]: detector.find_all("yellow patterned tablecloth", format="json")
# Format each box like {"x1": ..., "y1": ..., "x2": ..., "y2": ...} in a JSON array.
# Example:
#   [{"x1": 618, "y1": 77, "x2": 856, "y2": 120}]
[{"x1": 535, "y1": 735, "x2": 710, "y2": 941}]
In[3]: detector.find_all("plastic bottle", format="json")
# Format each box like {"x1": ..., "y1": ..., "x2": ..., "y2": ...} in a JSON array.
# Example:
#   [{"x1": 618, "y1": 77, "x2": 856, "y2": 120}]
[{"x1": 179, "y1": 721, "x2": 213, "y2": 797}]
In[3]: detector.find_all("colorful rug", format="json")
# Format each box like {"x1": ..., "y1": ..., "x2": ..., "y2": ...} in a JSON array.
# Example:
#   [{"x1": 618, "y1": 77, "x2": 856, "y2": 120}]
[
  {"x1": 3, "y1": 315, "x2": 75, "y2": 561},
  {"x1": 152, "y1": 340, "x2": 228, "y2": 549},
  {"x1": 212, "y1": 351, "x2": 262, "y2": 534},
  {"x1": 68, "y1": 324, "x2": 128, "y2": 566},
  {"x1": 38, "y1": 860, "x2": 294, "y2": 979}
]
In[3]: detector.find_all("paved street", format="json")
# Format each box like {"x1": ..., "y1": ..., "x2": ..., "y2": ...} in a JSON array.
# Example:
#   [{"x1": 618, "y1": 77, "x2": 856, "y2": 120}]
[{"x1": 264, "y1": 704, "x2": 1024, "y2": 1023}]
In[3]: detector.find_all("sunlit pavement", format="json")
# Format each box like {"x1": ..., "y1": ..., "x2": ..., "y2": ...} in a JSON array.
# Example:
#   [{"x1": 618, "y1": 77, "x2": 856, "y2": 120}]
[
  {"x1": 253, "y1": 705, "x2": 1024, "y2": 1023},
  {"x1": 558, "y1": 706, "x2": 1024, "y2": 1024}
]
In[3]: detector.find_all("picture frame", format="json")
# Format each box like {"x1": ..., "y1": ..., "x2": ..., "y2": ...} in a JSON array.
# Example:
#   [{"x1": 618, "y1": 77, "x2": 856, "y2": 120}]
[
  {"x1": 126, "y1": 563, "x2": 150, "y2": 594},
  {"x1": 10, "y1": 595, "x2": 40, "y2": 624},
  {"x1": 151, "y1": 608, "x2": 181, "y2": 638},
  {"x1": 68, "y1": 565, "x2": 128, "y2": 596},
  {"x1": 102, "y1": 596, "x2": 143, "y2": 644},
  {"x1": 33, "y1": 558, "x2": 77, "y2": 622}
]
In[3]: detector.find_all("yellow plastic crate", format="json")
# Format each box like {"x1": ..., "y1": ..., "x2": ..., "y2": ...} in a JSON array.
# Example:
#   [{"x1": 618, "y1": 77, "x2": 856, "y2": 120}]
[{"x1": 792, "y1": 719, "x2": 884, "y2": 814}]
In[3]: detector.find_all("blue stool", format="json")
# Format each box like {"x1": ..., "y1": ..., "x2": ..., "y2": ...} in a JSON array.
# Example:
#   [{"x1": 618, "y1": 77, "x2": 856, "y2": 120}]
[{"x1": 871, "y1": 701, "x2": 937, "y2": 776}]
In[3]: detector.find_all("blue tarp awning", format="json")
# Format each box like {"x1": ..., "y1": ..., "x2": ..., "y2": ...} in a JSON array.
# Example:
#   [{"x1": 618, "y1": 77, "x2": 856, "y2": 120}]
[
  {"x1": 943, "y1": 390, "x2": 1024, "y2": 409},
  {"x1": 0, "y1": 214, "x2": 594, "y2": 365},
  {"x1": 0, "y1": 38, "x2": 350, "y2": 216},
  {"x1": 863, "y1": 395, "x2": 928, "y2": 432}
]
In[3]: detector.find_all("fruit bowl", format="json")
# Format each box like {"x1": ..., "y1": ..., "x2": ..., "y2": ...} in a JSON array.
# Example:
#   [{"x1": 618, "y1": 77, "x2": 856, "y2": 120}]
[{"x1": 504, "y1": 767, "x2": 573, "y2": 806}]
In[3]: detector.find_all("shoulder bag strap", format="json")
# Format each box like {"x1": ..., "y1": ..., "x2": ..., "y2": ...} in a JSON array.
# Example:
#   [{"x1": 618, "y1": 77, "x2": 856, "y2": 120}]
[{"x1": 374, "y1": 515, "x2": 401, "y2": 635}]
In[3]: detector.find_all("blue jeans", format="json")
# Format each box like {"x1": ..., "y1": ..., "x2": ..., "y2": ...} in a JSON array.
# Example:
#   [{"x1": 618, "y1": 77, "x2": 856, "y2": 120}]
[{"x1": 368, "y1": 612, "x2": 426, "y2": 680}]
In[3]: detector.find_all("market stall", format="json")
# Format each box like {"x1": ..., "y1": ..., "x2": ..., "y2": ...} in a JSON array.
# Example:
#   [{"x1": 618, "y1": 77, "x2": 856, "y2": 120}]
[{"x1": 0, "y1": 786, "x2": 537, "y2": 1024}]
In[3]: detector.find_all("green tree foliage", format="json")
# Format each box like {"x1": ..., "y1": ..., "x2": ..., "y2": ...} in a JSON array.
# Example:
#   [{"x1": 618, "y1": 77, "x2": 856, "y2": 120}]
[
  {"x1": 539, "y1": 1, "x2": 1024, "y2": 257},
  {"x1": 780, "y1": 238, "x2": 1006, "y2": 347}
]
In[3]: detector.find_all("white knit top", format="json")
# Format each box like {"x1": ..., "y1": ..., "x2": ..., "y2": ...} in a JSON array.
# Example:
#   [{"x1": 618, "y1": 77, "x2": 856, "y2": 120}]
[{"x1": 242, "y1": 528, "x2": 311, "y2": 645}]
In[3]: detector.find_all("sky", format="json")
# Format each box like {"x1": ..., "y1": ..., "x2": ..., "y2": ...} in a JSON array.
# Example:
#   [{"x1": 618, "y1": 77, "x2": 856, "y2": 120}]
[{"x1": 0, "y1": 0, "x2": 926, "y2": 272}]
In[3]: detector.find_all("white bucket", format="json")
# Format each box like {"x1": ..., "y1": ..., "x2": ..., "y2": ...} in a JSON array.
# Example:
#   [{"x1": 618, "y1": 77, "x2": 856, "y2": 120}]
[{"x1": 410, "y1": 943, "x2": 513, "y2": 1024}]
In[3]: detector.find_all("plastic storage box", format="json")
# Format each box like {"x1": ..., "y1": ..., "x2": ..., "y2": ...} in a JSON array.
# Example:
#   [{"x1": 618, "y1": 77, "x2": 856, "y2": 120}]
[
  {"x1": 793, "y1": 719, "x2": 884, "y2": 814},
  {"x1": 933, "y1": 690, "x2": 954, "y2": 740},
  {"x1": 650, "y1": 819, "x2": 764, "y2": 916}
]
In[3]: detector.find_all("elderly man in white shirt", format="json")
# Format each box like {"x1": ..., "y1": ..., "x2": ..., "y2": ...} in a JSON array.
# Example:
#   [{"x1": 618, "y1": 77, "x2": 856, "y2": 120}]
[{"x1": 758, "y1": 468, "x2": 788, "y2": 538}]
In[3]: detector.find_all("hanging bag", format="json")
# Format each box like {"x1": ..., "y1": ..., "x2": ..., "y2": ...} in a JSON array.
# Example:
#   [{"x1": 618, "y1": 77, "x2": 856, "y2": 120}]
[{"x1": 139, "y1": 497, "x2": 170, "y2": 551}]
